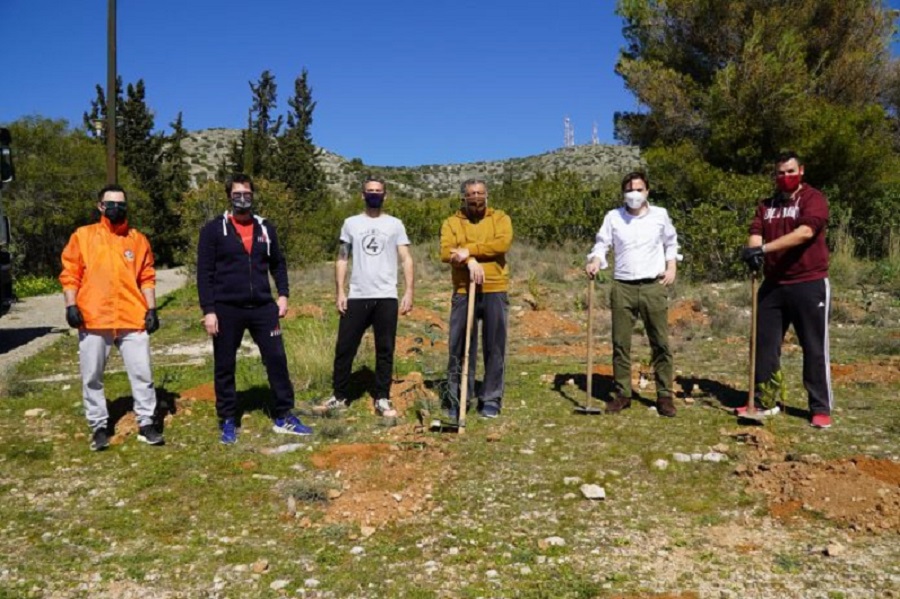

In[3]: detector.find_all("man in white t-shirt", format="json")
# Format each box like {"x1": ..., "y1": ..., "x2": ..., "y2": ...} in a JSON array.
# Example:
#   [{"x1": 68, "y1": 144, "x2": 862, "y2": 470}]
[
  {"x1": 316, "y1": 177, "x2": 414, "y2": 417},
  {"x1": 586, "y1": 171, "x2": 680, "y2": 417}
]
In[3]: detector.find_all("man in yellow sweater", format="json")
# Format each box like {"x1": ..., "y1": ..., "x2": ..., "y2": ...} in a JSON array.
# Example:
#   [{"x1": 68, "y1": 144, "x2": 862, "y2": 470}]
[{"x1": 439, "y1": 179, "x2": 513, "y2": 419}]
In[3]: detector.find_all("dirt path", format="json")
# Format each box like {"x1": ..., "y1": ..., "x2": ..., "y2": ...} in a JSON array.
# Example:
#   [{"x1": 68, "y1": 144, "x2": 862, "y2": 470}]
[{"x1": 0, "y1": 268, "x2": 188, "y2": 382}]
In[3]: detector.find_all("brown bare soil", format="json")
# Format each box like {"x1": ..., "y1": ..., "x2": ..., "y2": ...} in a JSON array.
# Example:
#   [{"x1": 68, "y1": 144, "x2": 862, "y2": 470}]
[
  {"x1": 514, "y1": 309, "x2": 582, "y2": 338},
  {"x1": 519, "y1": 341, "x2": 602, "y2": 358},
  {"x1": 668, "y1": 299, "x2": 710, "y2": 328},
  {"x1": 395, "y1": 335, "x2": 447, "y2": 359},
  {"x1": 831, "y1": 357, "x2": 900, "y2": 385},
  {"x1": 739, "y1": 448, "x2": 900, "y2": 533},
  {"x1": 310, "y1": 432, "x2": 452, "y2": 527},
  {"x1": 179, "y1": 382, "x2": 216, "y2": 402},
  {"x1": 403, "y1": 306, "x2": 447, "y2": 330}
]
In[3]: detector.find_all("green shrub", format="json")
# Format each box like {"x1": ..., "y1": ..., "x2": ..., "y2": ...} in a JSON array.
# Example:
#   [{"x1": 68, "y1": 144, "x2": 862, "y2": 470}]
[{"x1": 13, "y1": 275, "x2": 61, "y2": 298}]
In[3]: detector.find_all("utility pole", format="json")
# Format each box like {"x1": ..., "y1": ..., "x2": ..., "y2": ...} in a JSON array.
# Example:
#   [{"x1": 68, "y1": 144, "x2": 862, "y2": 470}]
[{"x1": 106, "y1": 0, "x2": 118, "y2": 184}]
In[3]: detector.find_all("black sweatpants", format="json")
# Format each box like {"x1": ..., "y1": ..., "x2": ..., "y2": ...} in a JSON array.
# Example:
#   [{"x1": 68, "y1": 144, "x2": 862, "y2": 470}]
[
  {"x1": 447, "y1": 291, "x2": 509, "y2": 409},
  {"x1": 332, "y1": 298, "x2": 399, "y2": 401},
  {"x1": 754, "y1": 278, "x2": 832, "y2": 415},
  {"x1": 213, "y1": 302, "x2": 294, "y2": 420}
]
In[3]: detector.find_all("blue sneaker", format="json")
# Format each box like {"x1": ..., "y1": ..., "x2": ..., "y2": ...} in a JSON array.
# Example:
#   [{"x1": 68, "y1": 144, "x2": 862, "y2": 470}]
[
  {"x1": 273, "y1": 413, "x2": 313, "y2": 436},
  {"x1": 220, "y1": 418, "x2": 238, "y2": 445},
  {"x1": 479, "y1": 402, "x2": 500, "y2": 419}
]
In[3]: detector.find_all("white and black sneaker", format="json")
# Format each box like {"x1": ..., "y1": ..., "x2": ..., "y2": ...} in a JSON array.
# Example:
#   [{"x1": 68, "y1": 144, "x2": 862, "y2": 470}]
[
  {"x1": 374, "y1": 398, "x2": 398, "y2": 418},
  {"x1": 137, "y1": 425, "x2": 165, "y2": 446},
  {"x1": 90, "y1": 428, "x2": 110, "y2": 451}
]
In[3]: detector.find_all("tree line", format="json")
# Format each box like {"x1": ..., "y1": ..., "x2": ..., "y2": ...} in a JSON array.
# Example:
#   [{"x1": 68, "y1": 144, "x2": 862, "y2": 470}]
[{"x1": 3, "y1": 1, "x2": 900, "y2": 290}]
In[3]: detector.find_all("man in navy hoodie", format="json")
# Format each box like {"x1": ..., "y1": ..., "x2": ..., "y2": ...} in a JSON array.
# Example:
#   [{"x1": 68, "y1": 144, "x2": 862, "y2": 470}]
[{"x1": 197, "y1": 174, "x2": 312, "y2": 444}]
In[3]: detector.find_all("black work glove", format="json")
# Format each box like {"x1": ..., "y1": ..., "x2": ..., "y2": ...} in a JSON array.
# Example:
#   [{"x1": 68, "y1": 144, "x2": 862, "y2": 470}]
[
  {"x1": 741, "y1": 246, "x2": 765, "y2": 272},
  {"x1": 144, "y1": 308, "x2": 159, "y2": 334},
  {"x1": 65, "y1": 305, "x2": 84, "y2": 328}
]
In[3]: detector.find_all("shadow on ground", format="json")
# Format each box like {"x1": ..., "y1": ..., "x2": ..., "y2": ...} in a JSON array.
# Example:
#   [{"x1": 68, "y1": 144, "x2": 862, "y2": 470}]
[{"x1": 0, "y1": 326, "x2": 58, "y2": 355}]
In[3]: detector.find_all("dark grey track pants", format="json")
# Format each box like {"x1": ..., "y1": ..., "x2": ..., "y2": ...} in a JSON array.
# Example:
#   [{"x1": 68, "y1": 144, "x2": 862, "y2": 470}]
[{"x1": 447, "y1": 291, "x2": 508, "y2": 408}]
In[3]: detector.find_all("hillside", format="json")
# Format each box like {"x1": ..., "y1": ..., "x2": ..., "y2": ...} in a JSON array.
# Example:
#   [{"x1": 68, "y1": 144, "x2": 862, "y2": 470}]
[{"x1": 181, "y1": 128, "x2": 643, "y2": 198}]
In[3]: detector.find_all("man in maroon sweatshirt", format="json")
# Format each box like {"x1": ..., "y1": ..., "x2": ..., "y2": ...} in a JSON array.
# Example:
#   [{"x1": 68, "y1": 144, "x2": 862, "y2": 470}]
[{"x1": 740, "y1": 151, "x2": 833, "y2": 429}]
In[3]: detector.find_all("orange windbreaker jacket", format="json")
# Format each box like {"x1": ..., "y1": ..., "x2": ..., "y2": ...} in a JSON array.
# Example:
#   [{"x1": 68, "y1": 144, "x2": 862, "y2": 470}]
[{"x1": 59, "y1": 218, "x2": 156, "y2": 330}]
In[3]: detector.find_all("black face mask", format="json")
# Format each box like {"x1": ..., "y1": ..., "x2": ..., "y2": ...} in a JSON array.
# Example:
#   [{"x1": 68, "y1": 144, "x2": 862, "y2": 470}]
[
  {"x1": 103, "y1": 202, "x2": 127, "y2": 224},
  {"x1": 231, "y1": 197, "x2": 253, "y2": 215},
  {"x1": 364, "y1": 193, "x2": 385, "y2": 209}
]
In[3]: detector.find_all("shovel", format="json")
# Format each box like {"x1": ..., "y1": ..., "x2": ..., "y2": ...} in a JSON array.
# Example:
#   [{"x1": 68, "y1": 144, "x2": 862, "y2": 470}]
[
  {"x1": 574, "y1": 277, "x2": 603, "y2": 415},
  {"x1": 430, "y1": 278, "x2": 477, "y2": 433},
  {"x1": 738, "y1": 271, "x2": 767, "y2": 423}
]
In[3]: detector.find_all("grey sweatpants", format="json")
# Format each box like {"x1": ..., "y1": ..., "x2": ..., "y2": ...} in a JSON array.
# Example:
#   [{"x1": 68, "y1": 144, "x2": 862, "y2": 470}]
[{"x1": 79, "y1": 329, "x2": 157, "y2": 431}]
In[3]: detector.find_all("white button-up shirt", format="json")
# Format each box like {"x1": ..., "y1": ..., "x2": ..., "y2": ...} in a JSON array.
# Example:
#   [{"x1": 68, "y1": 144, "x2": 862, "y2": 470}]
[{"x1": 587, "y1": 205, "x2": 680, "y2": 281}]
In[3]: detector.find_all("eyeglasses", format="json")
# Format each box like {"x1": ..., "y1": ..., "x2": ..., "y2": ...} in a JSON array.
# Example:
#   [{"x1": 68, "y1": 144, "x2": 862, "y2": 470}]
[
  {"x1": 231, "y1": 192, "x2": 253, "y2": 200},
  {"x1": 465, "y1": 191, "x2": 487, "y2": 198}
]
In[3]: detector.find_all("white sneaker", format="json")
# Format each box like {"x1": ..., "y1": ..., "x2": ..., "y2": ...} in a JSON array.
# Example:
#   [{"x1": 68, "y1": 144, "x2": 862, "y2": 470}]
[
  {"x1": 312, "y1": 396, "x2": 348, "y2": 414},
  {"x1": 374, "y1": 398, "x2": 398, "y2": 418},
  {"x1": 735, "y1": 405, "x2": 781, "y2": 417}
]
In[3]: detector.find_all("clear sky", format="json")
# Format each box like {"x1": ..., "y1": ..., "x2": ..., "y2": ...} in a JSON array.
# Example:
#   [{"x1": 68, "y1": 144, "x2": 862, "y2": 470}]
[
  {"x1": 0, "y1": 0, "x2": 634, "y2": 166},
  {"x1": 1, "y1": 1, "x2": 898, "y2": 167}
]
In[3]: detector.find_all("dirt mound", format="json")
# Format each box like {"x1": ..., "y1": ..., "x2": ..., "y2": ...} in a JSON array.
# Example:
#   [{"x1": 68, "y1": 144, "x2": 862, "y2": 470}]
[
  {"x1": 179, "y1": 382, "x2": 216, "y2": 401},
  {"x1": 739, "y1": 454, "x2": 900, "y2": 533},
  {"x1": 395, "y1": 335, "x2": 446, "y2": 359},
  {"x1": 403, "y1": 306, "x2": 446, "y2": 330},
  {"x1": 310, "y1": 435, "x2": 451, "y2": 527},
  {"x1": 831, "y1": 358, "x2": 900, "y2": 385},
  {"x1": 668, "y1": 299, "x2": 710, "y2": 328},
  {"x1": 519, "y1": 342, "x2": 595, "y2": 358},
  {"x1": 515, "y1": 309, "x2": 582, "y2": 338},
  {"x1": 385, "y1": 371, "x2": 438, "y2": 416}
]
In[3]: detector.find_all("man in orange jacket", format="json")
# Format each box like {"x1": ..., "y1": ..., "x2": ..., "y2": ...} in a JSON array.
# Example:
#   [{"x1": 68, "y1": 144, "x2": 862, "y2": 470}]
[
  {"x1": 440, "y1": 178, "x2": 513, "y2": 420},
  {"x1": 60, "y1": 184, "x2": 163, "y2": 451}
]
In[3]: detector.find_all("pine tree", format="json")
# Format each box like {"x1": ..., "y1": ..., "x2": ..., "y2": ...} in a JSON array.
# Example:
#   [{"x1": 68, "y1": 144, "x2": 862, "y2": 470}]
[
  {"x1": 230, "y1": 70, "x2": 283, "y2": 178},
  {"x1": 273, "y1": 69, "x2": 324, "y2": 211}
]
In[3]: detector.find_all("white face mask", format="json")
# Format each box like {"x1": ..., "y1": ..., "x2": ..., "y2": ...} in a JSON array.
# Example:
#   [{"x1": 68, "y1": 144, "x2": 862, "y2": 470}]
[{"x1": 624, "y1": 190, "x2": 647, "y2": 210}]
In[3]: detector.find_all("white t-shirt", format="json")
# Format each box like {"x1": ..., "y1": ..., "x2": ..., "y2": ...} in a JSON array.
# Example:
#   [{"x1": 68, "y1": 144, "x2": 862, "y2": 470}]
[
  {"x1": 340, "y1": 213, "x2": 410, "y2": 299},
  {"x1": 587, "y1": 205, "x2": 680, "y2": 281}
]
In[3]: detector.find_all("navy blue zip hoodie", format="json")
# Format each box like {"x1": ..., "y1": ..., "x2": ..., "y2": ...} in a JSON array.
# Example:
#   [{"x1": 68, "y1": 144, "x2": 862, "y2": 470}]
[{"x1": 197, "y1": 212, "x2": 289, "y2": 315}]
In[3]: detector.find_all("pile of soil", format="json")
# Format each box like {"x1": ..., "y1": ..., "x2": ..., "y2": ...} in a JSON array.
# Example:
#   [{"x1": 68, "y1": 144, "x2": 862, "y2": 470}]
[
  {"x1": 514, "y1": 309, "x2": 582, "y2": 339},
  {"x1": 385, "y1": 371, "x2": 438, "y2": 416},
  {"x1": 179, "y1": 382, "x2": 216, "y2": 401},
  {"x1": 734, "y1": 430, "x2": 900, "y2": 533},
  {"x1": 519, "y1": 342, "x2": 594, "y2": 358},
  {"x1": 395, "y1": 335, "x2": 446, "y2": 359},
  {"x1": 310, "y1": 434, "x2": 452, "y2": 527},
  {"x1": 668, "y1": 299, "x2": 710, "y2": 328},
  {"x1": 403, "y1": 306, "x2": 447, "y2": 330},
  {"x1": 830, "y1": 357, "x2": 900, "y2": 385}
]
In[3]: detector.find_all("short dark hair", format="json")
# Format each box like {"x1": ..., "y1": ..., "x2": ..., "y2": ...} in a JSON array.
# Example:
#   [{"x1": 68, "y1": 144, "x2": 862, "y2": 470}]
[
  {"x1": 226, "y1": 174, "x2": 254, "y2": 196},
  {"x1": 362, "y1": 176, "x2": 386, "y2": 192},
  {"x1": 97, "y1": 183, "x2": 127, "y2": 202},
  {"x1": 621, "y1": 171, "x2": 649, "y2": 192},
  {"x1": 775, "y1": 151, "x2": 801, "y2": 166}
]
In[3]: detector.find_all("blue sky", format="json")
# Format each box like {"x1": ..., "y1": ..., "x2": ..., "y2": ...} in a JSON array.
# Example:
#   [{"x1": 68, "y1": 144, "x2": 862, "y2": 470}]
[{"x1": 1, "y1": 1, "x2": 898, "y2": 166}]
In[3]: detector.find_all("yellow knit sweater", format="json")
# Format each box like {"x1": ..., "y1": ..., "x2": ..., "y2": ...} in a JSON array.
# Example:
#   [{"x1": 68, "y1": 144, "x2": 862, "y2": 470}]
[{"x1": 439, "y1": 208, "x2": 513, "y2": 293}]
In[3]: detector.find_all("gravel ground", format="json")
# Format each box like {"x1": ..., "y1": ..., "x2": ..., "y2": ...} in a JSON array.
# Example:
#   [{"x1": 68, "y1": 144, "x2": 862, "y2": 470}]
[{"x1": 0, "y1": 268, "x2": 188, "y2": 382}]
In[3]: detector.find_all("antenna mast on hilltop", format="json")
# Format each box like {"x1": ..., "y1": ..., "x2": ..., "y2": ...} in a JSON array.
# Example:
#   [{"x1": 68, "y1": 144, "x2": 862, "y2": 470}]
[
  {"x1": 592, "y1": 122, "x2": 599, "y2": 145},
  {"x1": 564, "y1": 117, "x2": 574, "y2": 147}
]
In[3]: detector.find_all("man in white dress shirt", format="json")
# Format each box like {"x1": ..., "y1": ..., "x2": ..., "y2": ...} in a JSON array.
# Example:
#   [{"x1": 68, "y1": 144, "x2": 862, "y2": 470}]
[{"x1": 585, "y1": 171, "x2": 680, "y2": 417}]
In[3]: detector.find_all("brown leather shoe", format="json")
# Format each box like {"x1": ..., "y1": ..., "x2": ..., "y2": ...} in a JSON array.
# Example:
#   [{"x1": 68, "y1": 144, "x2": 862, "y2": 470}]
[
  {"x1": 606, "y1": 394, "x2": 632, "y2": 414},
  {"x1": 656, "y1": 395, "x2": 676, "y2": 417}
]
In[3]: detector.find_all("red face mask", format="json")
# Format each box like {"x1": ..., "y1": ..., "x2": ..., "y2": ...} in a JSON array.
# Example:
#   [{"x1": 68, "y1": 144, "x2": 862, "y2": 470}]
[{"x1": 775, "y1": 173, "x2": 802, "y2": 193}]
